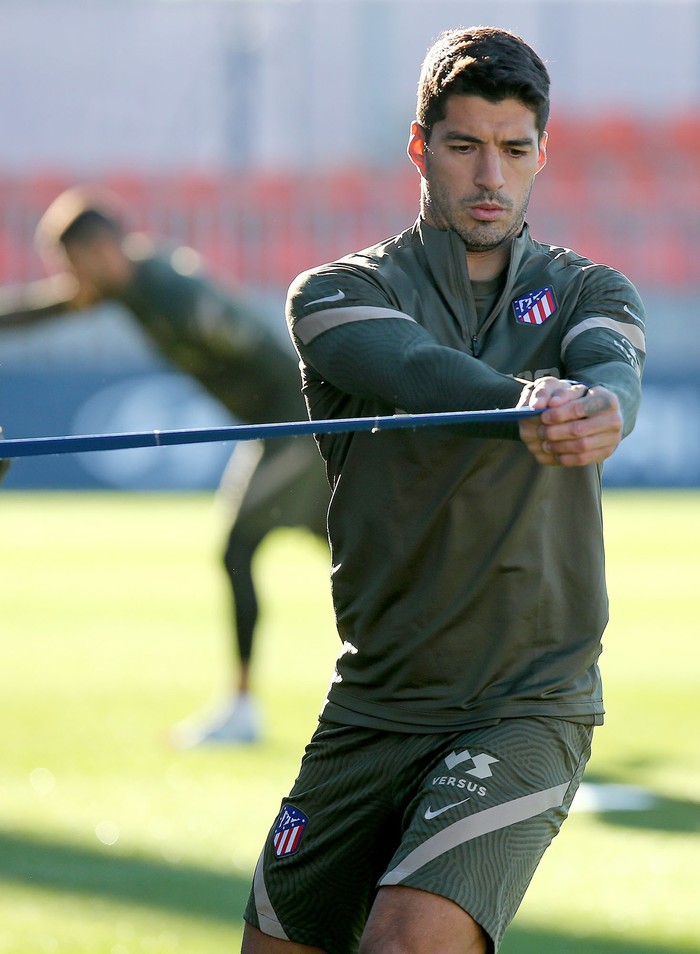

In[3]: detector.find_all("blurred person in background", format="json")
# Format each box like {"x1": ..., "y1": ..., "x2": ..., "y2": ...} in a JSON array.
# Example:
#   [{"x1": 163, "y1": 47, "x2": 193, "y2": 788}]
[{"x1": 0, "y1": 186, "x2": 329, "y2": 746}]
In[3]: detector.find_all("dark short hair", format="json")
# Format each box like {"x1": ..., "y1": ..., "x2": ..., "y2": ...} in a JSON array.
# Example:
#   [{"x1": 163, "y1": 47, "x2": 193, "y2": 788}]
[
  {"x1": 416, "y1": 27, "x2": 550, "y2": 139},
  {"x1": 35, "y1": 186, "x2": 126, "y2": 251},
  {"x1": 58, "y1": 208, "x2": 123, "y2": 247}
]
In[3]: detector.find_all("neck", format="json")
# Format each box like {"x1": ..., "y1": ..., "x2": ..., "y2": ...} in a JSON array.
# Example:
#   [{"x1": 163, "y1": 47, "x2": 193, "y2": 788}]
[{"x1": 466, "y1": 242, "x2": 512, "y2": 281}]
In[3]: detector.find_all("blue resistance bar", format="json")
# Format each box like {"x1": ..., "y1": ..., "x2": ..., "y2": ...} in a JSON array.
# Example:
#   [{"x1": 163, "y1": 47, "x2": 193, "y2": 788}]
[{"x1": 0, "y1": 407, "x2": 538, "y2": 460}]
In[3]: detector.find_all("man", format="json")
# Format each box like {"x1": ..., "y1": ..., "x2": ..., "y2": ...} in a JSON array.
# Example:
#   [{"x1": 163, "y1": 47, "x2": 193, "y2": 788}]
[
  {"x1": 242, "y1": 26, "x2": 645, "y2": 954},
  {"x1": 0, "y1": 187, "x2": 329, "y2": 745}
]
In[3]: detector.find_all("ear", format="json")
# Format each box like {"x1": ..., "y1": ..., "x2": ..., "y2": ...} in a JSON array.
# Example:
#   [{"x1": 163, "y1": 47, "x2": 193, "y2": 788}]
[
  {"x1": 534, "y1": 130, "x2": 548, "y2": 176},
  {"x1": 407, "y1": 122, "x2": 429, "y2": 177}
]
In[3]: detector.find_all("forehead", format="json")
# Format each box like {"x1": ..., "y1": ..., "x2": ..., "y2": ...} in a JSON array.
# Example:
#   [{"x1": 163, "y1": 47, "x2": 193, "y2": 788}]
[{"x1": 434, "y1": 94, "x2": 539, "y2": 140}]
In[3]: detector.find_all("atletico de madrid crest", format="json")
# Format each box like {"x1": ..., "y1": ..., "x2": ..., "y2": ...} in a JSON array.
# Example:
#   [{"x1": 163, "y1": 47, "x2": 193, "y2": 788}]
[
  {"x1": 272, "y1": 804, "x2": 308, "y2": 858},
  {"x1": 512, "y1": 286, "x2": 557, "y2": 326}
]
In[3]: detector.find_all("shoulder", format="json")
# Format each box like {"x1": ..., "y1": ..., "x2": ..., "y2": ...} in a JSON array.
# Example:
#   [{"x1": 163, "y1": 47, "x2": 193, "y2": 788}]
[
  {"x1": 125, "y1": 234, "x2": 207, "y2": 283},
  {"x1": 527, "y1": 232, "x2": 639, "y2": 289},
  {"x1": 287, "y1": 226, "x2": 418, "y2": 313},
  {"x1": 524, "y1": 232, "x2": 644, "y2": 313}
]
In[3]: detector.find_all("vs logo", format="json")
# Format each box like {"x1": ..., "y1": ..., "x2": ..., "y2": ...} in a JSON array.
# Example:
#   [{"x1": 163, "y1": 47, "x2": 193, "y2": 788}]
[
  {"x1": 432, "y1": 749, "x2": 500, "y2": 789},
  {"x1": 428, "y1": 749, "x2": 500, "y2": 809},
  {"x1": 443, "y1": 749, "x2": 499, "y2": 779}
]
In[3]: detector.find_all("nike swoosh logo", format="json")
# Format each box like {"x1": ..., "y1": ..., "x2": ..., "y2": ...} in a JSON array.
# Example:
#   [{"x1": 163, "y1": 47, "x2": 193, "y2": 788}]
[
  {"x1": 623, "y1": 304, "x2": 642, "y2": 323},
  {"x1": 424, "y1": 797, "x2": 470, "y2": 820},
  {"x1": 305, "y1": 289, "x2": 345, "y2": 307}
]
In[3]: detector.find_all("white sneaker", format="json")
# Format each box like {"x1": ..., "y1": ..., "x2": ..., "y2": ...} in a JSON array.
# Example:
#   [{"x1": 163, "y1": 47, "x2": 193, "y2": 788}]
[{"x1": 171, "y1": 693, "x2": 263, "y2": 748}]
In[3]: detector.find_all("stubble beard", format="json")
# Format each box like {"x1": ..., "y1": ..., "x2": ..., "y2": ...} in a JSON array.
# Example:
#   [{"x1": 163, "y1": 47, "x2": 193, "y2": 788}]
[{"x1": 422, "y1": 179, "x2": 534, "y2": 252}]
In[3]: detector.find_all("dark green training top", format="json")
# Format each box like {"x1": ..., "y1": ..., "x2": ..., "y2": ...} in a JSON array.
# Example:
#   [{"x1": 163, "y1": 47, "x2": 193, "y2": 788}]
[
  {"x1": 0, "y1": 235, "x2": 307, "y2": 425},
  {"x1": 287, "y1": 219, "x2": 646, "y2": 732},
  {"x1": 118, "y1": 238, "x2": 307, "y2": 424}
]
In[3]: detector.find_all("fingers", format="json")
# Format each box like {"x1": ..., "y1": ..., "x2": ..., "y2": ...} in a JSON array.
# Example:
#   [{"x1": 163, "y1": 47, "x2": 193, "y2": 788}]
[
  {"x1": 541, "y1": 415, "x2": 621, "y2": 466},
  {"x1": 519, "y1": 385, "x2": 623, "y2": 467},
  {"x1": 520, "y1": 376, "x2": 588, "y2": 411}
]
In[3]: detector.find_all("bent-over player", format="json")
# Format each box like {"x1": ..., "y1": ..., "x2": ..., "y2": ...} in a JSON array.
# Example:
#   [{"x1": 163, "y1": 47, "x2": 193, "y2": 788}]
[{"x1": 0, "y1": 188, "x2": 329, "y2": 745}]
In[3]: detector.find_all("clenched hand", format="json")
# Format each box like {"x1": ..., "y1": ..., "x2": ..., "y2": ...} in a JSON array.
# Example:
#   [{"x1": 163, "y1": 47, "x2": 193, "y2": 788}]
[{"x1": 518, "y1": 377, "x2": 623, "y2": 467}]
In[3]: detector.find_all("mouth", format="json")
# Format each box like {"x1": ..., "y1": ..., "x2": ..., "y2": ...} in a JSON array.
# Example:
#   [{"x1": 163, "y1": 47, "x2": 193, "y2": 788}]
[{"x1": 469, "y1": 204, "x2": 507, "y2": 222}]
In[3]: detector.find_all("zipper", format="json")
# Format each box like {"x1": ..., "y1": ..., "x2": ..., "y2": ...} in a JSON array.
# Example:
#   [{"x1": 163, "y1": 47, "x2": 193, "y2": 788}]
[{"x1": 472, "y1": 335, "x2": 481, "y2": 358}]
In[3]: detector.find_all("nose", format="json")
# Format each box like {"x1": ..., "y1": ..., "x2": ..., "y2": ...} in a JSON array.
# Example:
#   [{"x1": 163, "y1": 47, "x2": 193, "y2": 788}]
[{"x1": 474, "y1": 148, "x2": 505, "y2": 193}]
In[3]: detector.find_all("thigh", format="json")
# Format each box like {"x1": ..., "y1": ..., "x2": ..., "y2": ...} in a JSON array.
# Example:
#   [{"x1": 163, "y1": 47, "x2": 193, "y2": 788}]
[
  {"x1": 244, "y1": 723, "x2": 442, "y2": 954},
  {"x1": 360, "y1": 885, "x2": 489, "y2": 954},
  {"x1": 378, "y1": 717, "x2": 593, "y2": 952}
]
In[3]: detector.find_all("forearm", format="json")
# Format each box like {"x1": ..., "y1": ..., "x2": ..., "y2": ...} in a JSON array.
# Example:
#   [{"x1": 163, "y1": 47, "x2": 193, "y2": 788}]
[
  {"x1": 0, "y1": 277, "x2": 76, "y2": 329},
  {"x1": 300, "y1": 319, "x2": 524, "y2": 413},
  {"x1": 575, "y1": 360, "x2": 642, "y2": 438}
]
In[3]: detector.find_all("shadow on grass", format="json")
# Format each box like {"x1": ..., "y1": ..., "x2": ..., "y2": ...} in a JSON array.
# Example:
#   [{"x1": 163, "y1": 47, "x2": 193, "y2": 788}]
[
  {"x1": 502, "y1": 924, "x2": 692, "y2": 954},
  {"x1": 582, "y1": 773, "x2": 700, "y2": 835},
  {"x1": 0, "y1": 828, "x2": 249, "y2": 922},
  {"x1": 599, "y1": 794, "x2": 700, "y2": 834},
  {"x1": 1, "y1": 826, "x2": 695, "y2": 953}
]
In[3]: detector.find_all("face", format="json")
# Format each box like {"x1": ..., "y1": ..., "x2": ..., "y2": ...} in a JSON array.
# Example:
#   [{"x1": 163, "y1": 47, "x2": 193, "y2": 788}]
[
  {"x1": 63, "y1": 234, "x2": 133, "y2": 294},
  {"x1": 408, "y1": 94, "x2": 547, "y2": 263}
]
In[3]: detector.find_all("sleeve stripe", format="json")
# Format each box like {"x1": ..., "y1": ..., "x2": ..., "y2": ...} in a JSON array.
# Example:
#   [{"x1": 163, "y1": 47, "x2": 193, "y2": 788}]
[
  {"x1": 293, "y1": 305, "x2": 416, "y2": 345},
  {"x1": 561, "y1": 315, "x2": 646, "y2": 358}
]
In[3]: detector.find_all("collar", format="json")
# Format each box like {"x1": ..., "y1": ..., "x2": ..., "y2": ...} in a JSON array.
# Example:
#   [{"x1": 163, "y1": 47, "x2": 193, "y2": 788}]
[{"x1": 416, "y1": 219, "x2": 531, "y2": 293}]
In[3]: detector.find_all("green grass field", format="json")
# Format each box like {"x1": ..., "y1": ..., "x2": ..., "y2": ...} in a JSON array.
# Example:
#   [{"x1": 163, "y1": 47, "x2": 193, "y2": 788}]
[{"x1": 1, "y1": 489, "x2": 698, "y2": 953}]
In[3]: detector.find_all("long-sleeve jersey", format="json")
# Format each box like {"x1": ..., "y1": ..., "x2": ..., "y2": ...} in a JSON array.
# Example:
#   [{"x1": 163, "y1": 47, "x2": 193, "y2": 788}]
[
  {"x1": 0, "y1": 237, "x2": 307, "y2": 425},
  {"x1": 117, "y1": 245, "x2": 308, "y2": 425},
  {"x1": 286, "y1": 219, "x2": 646, "y2": 732}
]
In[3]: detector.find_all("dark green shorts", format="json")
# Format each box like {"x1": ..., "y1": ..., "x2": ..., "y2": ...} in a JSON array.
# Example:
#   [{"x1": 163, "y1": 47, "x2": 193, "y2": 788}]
[{"x1": 244, "y1": 716, "x2": 593, "y2": 954}]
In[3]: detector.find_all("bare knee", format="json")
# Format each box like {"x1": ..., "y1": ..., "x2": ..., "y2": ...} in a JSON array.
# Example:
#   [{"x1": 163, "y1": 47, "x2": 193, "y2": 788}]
[{"x1": 359, "y1": 886, "x2": 489, "y2": 954}]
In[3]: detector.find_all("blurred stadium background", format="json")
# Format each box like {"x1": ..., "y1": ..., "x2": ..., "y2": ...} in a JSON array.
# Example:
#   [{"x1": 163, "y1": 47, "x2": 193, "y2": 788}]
[{"x1": 1, "y1": 0, "x2": 699, "y2": 489}]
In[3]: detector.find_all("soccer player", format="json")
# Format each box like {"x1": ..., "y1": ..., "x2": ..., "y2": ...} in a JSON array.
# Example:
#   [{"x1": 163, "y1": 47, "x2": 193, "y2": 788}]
[
  {"x1": 0, "y1": 187, "x2": 329, "y2": 746},
  {"x1": 242, "y1": 26, "x2": 646, "y2": 954}
]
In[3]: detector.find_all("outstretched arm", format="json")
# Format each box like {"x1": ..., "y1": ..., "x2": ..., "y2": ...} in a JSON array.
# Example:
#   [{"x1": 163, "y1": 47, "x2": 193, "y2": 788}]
[
  {"x1": 0, "y1": 274, "x2": 100, "y2": 329},
  {"x1": 298, "y1": 316, "x2": 528, "y2": 413}
]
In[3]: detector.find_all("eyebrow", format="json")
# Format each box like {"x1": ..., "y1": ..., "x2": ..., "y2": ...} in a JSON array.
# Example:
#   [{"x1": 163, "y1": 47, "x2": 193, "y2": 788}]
[{"x1": 443, "y1": 132, "x2": 536, "y2": 147}]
